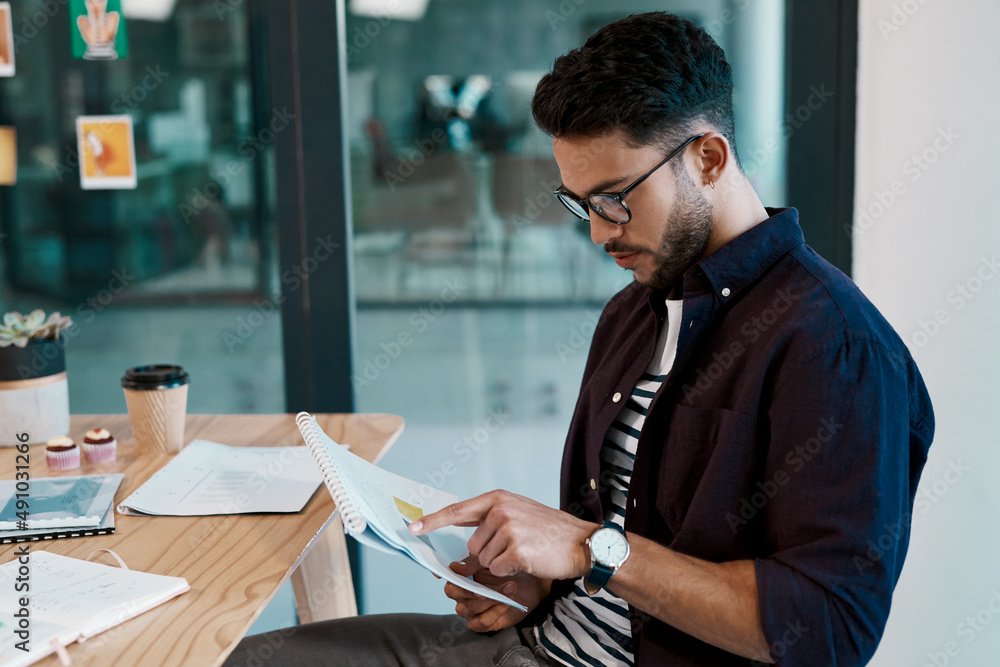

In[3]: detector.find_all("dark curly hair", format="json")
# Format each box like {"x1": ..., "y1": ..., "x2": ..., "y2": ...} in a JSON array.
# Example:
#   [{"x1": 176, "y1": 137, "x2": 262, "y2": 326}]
[{"x1": 532, "y1": 12, "x2": 739, "y2": 165}]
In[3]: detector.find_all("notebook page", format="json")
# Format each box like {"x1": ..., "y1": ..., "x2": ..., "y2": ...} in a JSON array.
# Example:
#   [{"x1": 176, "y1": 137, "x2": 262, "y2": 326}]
[
  {"x1": 313, "y1": 430, "x2": 527, "y2": 611},
  {"x1": 0, "y1": 551, "x2": 189, "y2": 638}
]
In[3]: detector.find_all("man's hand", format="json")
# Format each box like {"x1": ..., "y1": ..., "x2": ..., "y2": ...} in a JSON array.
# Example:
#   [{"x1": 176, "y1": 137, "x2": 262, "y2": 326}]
[
  {"x1": 445, "y1": 556, "x2": 552, "y2": 633},
  {"x1": 410, "y1": 489, "x2": 597, "y2": 580}
]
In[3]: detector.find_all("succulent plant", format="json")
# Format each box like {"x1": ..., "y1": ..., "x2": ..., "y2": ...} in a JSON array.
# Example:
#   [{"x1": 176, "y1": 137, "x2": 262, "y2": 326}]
[{"x1": 0, "y1": 310, "x2": 74, "y2": 348}]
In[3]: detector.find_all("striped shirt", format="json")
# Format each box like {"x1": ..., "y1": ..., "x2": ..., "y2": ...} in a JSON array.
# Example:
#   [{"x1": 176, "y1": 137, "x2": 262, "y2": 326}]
[{"x1": 536, "y1": 299, "x2": 683, "y2": 667}]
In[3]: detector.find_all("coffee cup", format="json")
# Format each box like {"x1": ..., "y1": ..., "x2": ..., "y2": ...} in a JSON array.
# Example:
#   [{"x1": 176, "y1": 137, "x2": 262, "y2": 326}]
[{"x1": 121, "y1": 365, "x2": 189, "y2": 455}]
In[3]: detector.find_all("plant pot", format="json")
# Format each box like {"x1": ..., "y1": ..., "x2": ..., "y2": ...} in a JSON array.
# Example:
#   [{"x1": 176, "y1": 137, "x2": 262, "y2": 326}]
[{"x1": 0, "y1": 338, "x2": 71, "y2": 446}]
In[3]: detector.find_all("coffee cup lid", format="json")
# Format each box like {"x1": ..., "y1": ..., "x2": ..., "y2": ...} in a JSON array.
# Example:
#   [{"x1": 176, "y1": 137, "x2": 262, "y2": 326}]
[{"x1": 122, "y1": 365, "x2": 189, "y2": 391}]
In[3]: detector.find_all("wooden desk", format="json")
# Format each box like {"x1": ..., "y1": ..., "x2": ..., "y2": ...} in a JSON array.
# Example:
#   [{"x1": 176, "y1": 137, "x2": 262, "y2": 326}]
[{"x1": 0, "y1": 413, "x2": 404, "y2": 667}]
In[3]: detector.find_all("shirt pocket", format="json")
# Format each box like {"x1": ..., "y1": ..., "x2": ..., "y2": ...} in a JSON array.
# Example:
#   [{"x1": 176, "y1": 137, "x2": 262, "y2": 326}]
[{"x1": 654, "y1": 404, "x2": 753, "y2": 535}]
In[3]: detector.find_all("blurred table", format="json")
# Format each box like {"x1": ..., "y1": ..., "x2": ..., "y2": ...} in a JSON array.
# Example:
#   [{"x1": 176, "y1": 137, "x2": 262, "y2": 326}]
[{"x1": 0, "y1": 413, "x2": 404, "y2": 667}]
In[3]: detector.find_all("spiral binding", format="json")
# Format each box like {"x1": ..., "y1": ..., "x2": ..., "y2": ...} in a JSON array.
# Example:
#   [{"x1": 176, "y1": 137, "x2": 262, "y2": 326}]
[{"x1": 295, "y1": 412, "x2": 366, "y2": 534}]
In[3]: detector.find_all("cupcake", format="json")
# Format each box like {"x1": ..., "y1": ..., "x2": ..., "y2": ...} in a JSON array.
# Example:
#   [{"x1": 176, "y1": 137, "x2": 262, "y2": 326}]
[
  {"x1": 46, "y1": 436, "x2": 80, "y2": 471},
  {"x1": 82, "y1": 428, "x2": 117, "y2": 464}
]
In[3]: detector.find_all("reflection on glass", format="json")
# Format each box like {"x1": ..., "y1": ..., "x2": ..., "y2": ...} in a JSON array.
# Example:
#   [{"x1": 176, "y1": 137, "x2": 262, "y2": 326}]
[{"x1": 349, "y1": 1, "x2": 785, "y2": 306}]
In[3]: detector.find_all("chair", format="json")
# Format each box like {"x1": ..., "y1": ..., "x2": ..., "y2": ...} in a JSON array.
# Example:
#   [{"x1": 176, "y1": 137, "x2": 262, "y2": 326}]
[{"x1": 492, "y1": 155, "x2": 584, "y2": 299}]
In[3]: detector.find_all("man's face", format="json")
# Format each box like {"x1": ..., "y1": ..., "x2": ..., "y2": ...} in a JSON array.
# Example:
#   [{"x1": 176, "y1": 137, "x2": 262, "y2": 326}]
[{"x1": 553, "y1": 132, "x2": 712, "y2": 291}]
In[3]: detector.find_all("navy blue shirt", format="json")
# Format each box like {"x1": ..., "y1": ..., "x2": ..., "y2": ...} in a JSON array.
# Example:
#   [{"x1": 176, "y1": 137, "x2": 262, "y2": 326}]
[{"x1": 557, "y1": 208, "x2": 934, "y2": 665}]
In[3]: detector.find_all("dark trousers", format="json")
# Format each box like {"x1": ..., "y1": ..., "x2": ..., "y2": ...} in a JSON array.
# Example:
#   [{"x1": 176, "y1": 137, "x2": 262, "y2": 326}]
[{"x1": 223, "y1": 614, "x2": 560, "y2": 667}]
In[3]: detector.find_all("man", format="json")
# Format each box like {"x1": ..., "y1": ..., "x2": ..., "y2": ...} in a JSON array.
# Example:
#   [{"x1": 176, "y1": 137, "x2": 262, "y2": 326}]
[{"x1": 229, "y1": 11, "x2": 933, "y2": 666}]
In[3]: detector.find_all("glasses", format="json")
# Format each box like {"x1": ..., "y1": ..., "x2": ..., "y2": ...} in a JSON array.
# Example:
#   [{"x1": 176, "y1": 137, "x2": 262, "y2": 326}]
[{"x1": 554, "y1": 134, "x2": 705, "y2": 225}]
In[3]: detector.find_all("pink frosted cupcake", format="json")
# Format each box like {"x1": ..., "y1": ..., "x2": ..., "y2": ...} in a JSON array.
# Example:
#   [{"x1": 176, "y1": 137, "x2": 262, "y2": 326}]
[
  {"x1": 82, "y1": 428, "x2": 117, "y2": 463},
  {"x1": 46, "y1": 436, "x2": 80, "y2": 471}
]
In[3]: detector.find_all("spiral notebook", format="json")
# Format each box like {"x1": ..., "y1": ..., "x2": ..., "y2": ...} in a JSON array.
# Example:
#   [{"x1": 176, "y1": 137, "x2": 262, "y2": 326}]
[{"x1": 296, "y1": 412, "x2": 525, "y2": 611}]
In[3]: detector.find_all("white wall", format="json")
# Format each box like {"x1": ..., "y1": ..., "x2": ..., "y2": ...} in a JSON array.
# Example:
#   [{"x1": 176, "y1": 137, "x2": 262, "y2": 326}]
[{"x1": 854, "y1": 2, "x2": 1000, "y2": 665}]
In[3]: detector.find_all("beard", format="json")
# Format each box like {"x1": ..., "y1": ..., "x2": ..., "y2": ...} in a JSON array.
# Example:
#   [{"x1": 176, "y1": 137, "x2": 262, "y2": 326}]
[{"x1": 606, "y1": 166, "x2": 713, "y2": 290}]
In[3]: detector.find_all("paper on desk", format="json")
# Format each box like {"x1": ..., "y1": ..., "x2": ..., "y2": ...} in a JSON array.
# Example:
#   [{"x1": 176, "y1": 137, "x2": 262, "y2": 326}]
[{"x1": 117, "y1": 440, "x2": 323, "y2": 516}]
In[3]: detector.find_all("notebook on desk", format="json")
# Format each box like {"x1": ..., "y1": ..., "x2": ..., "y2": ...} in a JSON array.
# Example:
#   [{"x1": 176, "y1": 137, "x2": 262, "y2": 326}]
[
  {"x1": 0, "y1": 550, "x2": 190, "y2": 667},
  {"x1": 0, "y1": 475, "x2": 123, "y2": 544}
]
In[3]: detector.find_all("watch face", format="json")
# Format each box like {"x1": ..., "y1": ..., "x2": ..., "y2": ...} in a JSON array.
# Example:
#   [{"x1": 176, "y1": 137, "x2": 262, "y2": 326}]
[{"x1": 591, "y1": 528, "x2": 628, "y2": 566}]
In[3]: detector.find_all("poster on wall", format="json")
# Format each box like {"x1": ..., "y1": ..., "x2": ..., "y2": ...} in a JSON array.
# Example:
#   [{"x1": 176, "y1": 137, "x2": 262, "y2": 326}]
[
  {"x1": 0, "y1": 2, "x2": 14, "y2": 76},
  {"x1": 69, "y1": 0, "x2": 128, "y2": 60},
  {"x1": 76, "y1": 115, "x2": 137, "y2": 190},
  {"x1": 0, "y1": 127, "x2": 15, "y2": 185}
]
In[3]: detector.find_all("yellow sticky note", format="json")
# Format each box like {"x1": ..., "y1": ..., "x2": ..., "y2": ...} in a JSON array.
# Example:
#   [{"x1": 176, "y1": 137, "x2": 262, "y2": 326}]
[{"x1": 393, "y1": 497, "x2": 424, "y2": 523}]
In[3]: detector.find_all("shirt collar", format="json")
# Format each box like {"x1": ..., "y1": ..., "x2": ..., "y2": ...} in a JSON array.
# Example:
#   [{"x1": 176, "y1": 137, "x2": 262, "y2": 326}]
[
  {"x1": 689, "y1": 207, "x2": 803, "y2": 300},
  {"x1": 644, "y1": 207, "x2": 804, "y2": 314}
]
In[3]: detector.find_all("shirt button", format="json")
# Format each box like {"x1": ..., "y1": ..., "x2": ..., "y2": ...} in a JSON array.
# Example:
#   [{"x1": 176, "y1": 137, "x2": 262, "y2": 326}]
[
  {"x1": 721, "y1": 287, "x2": 731, "y2": 297},
  {"x1": 612, "y1": 392, "x2": 622, "y2": 403},
  {"x1": 590, "y1": 479, "x2": 597, "y2": 490}
]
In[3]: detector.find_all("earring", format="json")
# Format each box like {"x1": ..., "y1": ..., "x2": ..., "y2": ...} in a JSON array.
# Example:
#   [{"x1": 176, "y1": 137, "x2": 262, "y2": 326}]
[{"x1": 709, "y1": 181, "x2": 716, "y2": 190}]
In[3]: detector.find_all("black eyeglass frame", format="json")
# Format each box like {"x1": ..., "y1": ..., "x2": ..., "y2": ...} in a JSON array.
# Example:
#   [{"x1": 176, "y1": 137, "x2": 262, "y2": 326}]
[{"x1": 554, "y1": 133, "x2": 706, "y2": 225}]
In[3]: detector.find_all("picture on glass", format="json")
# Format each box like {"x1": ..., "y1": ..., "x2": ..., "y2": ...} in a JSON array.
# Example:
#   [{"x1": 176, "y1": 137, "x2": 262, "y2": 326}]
[
  {"x1": 76, "y1": 115, "x2": 137, "y2": 190},
  {"x1": 70, "y1": 0, "x2": 128, "y2": 60},
  {"x1": 0, "y1": 126, "x2": 15, "y2": 185},
  {"x1": 0, "y1": 2, "x2": 14, "y2": 77}
]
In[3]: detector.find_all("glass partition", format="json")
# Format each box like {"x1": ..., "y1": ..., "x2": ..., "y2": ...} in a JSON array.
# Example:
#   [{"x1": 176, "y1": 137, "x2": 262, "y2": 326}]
[
  {"x1": 0, "y1": 0, "x2": 289, "y2": 634},
  {"x1": 0, "y1": 0, "x2": 281, "y2": 415}
]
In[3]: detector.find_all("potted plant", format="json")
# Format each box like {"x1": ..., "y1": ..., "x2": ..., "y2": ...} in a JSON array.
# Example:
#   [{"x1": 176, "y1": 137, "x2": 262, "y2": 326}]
[{"x1": 0, "y1": 310, "x2": 74, "y2": 445}]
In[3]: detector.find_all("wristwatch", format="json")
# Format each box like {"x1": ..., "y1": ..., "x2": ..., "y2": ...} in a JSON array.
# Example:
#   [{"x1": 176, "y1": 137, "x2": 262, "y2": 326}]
[{"x1": 584, "y1": 521, "x2": 630, "y2": 594}]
